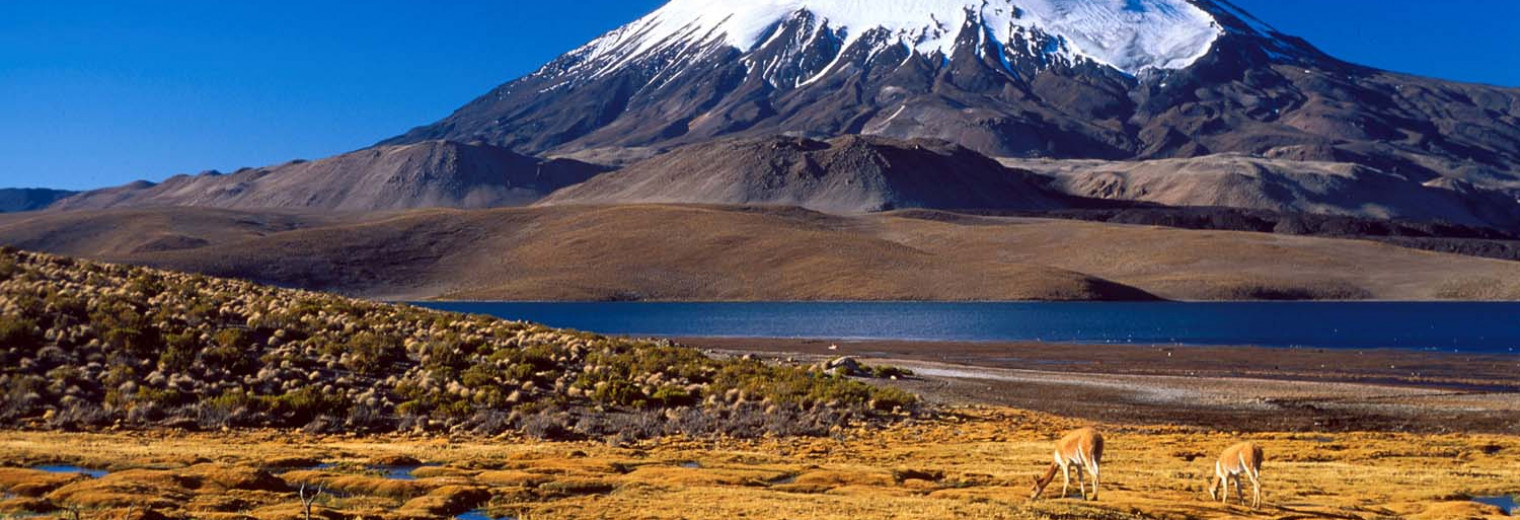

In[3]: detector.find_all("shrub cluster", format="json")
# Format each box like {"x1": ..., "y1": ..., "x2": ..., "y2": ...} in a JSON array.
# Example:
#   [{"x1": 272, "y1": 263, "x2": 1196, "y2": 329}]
[{"x1": 0, "y1": 247, "x2": 915, "y2": 438}]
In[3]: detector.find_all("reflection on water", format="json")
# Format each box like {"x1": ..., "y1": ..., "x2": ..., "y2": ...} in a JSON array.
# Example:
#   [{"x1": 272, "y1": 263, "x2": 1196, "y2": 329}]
[
  {"x1": 35, "y1": 465, "x2": 110, "y2": 478},
  {"x1": 373, "y1": 465, "x2": 436, "y2": 481},
  {"x1": 300, "y1": 463, "x2": 436, "y2": 481}
]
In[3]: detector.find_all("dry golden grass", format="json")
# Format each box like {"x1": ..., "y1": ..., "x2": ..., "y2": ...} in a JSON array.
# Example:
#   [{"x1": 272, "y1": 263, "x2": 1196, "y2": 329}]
[
  {"x1": 7, "y1": 205, "x2": 1520, "y2": 301},
  {"x1": 278, "y1": 470, "x2": 430, "y2": 500},
  {"x1": 0, "y1": 468, "x2": 83, "y2": 498},
  {"x1": 0, "y1": 408, "x2": 1515, "y2": 519}
]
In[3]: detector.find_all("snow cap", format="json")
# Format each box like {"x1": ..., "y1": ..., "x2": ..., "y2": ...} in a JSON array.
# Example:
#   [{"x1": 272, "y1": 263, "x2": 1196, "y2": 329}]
[{"x1": 587, "y1": 0, "x2": 1222, "y2": 75}]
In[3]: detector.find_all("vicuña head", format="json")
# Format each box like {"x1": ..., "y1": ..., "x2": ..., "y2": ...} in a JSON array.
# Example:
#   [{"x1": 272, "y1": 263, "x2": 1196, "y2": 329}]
[
  {"x1": 1030, "y1": 427, "x2": 1104, "y2": 501},
  {"x1": 1207, "y1": 441, "x2": 1265, "y2": 509}
]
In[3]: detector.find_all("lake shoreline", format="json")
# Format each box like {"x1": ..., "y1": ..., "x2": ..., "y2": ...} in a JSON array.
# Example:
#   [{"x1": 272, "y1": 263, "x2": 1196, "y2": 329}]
[{"x1": 681, "y1": 337, "x2": 1520, "y2": 434}]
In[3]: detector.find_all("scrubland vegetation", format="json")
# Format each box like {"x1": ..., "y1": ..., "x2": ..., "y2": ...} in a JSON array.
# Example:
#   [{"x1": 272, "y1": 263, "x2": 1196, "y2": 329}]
[{"x1": 0, "y1": 247, "x2": 913, "y2": 440}]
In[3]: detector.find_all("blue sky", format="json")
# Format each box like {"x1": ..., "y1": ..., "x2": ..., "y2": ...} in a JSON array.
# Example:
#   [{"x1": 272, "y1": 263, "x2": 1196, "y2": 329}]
[{"x1": 2, "y1": 0, "x2": 1517, "y2": 190}]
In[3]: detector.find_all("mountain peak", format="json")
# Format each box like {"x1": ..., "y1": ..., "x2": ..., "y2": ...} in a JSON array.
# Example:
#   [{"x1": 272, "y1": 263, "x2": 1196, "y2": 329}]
[{"x1": 572, "y1": 0, "x2": 1223, "y2": 77}]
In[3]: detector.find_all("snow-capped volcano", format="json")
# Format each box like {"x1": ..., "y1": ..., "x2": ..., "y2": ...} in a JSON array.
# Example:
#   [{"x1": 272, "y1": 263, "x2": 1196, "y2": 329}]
[
  {"x1": 581, "y1": 0, "x2": 1221, "y2": 77},
  {"x1": 387, "y1": 0, "x2": 1332, "y2": 158},
  {"x1": 383, "y1": 0, "x2": 1520, "y2": 210}
]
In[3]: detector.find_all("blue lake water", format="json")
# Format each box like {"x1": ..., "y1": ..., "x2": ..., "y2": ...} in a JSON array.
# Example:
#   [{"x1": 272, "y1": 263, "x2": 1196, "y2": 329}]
[
  {"x1": 1474, "y1": 495, "x2": 1517, "y2": 514},
  {"x1": 412, "y1": 302, "x2": 1520, "y2": 353}
]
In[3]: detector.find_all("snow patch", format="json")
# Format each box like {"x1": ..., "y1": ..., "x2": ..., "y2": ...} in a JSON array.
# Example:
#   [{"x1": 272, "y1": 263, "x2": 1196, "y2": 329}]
[{"x1": 576, "y1": 0, "x2": 1222, "y2": 77}]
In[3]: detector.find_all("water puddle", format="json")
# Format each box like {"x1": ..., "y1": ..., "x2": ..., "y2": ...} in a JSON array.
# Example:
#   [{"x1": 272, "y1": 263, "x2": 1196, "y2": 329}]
[
  {"x1": 457, "y1": 510, "x2": 517, "y2": 520},
  {"x1": 678, "y1": 461, "x2": 701, "y2": 469},
  {"x1": 768, "y1": 474, "x2": 797, "y2": 485},
  {"x1": 1474, "y1": 495, "x2": 1516, "y2": 514},
  {"x1": 34, "y1": 465, "x2": 110, "y2": 479},
  {"x1": 373, "y1": 464, "x2": 438, "y2": 481},
  {"x1": 301, "y1": 463, "x2": 438, "y2": 481}
]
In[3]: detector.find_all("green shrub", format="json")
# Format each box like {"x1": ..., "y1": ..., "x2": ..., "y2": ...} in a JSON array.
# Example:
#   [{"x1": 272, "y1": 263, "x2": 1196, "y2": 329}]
[
  {"x1": 158, "y1": 332, "x2": 199, "y2": 371},
  {"x1": 90, "y1": 301, "x2": 160, "y2": 358},
  {"x1": 261, "y1": 386, "x2": 349, "y2": 426},
  {"x1": 344, "y1": 332, "x2": 404, "y2": 376},
  {"x1": 135, "y1": 386, "x2": 192, "y2": 408},
  {"x1": 0, "y1": 316, "x2": 39, "y2": 350},
  {"x1": 203, "y1": 329, "x2": 257, "y2": 375}
]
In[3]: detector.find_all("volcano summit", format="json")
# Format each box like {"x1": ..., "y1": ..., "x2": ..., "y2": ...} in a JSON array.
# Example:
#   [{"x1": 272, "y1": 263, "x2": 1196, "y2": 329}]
[{"x1": 379, "y1": 0, "x2": 1518, "y2": 222}]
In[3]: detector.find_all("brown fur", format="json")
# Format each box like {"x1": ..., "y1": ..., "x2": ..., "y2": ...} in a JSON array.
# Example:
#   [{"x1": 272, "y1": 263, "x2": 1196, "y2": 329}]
[
  {"x1": 1030, "y1": 427, "x2": 1104, "y2": 501},
  {"x1": 1208, "y1": 441, "x2": 1265, "y2": 509}
]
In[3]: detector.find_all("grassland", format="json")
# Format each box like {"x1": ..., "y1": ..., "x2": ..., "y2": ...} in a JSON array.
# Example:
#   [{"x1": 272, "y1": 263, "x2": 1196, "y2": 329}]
[
  {"x1": 0, "y1": 408, "x2": 1516, "y2": 519},
  {"x1": 5, "y1": 205, "x2": 1520, "y2": 301}
]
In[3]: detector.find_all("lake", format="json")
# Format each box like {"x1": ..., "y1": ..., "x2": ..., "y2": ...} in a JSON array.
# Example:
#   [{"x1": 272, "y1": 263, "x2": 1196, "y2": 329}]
[{"x1": 411, "y1": 302, "x2": 1520, "y2": 353}]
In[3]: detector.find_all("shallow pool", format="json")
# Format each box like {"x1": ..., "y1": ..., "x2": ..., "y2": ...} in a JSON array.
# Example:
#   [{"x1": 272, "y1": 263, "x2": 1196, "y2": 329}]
[
  {"x1": 1474, "y1": 495, "x2": 1517, "y2": 514},
  {"x1": 34, "y1": 465, "x2": 109, "y2": 479}
]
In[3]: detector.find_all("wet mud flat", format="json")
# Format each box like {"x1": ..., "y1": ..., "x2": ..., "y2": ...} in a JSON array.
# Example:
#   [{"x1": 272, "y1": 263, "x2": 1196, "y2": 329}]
[{"x1": 684, "y1": 337, "x2": 1520, "y2": 434}]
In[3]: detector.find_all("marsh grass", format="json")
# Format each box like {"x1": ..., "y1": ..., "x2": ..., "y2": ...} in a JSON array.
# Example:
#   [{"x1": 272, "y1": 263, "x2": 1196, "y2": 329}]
[{"x1": 0, "y1": 408, "x2": 1514, "y2": 519}]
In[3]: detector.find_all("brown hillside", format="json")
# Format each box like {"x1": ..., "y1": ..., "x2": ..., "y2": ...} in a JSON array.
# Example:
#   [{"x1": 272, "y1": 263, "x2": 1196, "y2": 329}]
[
  {"x1": 3, "y1": 205, "x2": 1519, "y2": 301},
  {"x1": 540, "y1": 135, "x2": 1068, "y2": 213},
  {"x1": 50, "y1": 141, "x2": 606, "y2": 212}
]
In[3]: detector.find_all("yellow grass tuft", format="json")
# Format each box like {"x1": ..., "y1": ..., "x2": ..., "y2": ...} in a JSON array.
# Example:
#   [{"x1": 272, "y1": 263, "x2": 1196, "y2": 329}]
[
  {"x1": 0, "y1": 468, "x2": 84, "y2": 497},
  {"x1": 397, "y1": 485, "x2": 491, "y2": 516}
]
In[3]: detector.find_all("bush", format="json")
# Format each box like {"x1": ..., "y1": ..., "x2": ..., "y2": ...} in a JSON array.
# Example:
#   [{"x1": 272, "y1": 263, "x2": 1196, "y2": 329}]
[
  {"x1": 344, "y1": 332, "x2": 404, "y2": 376},
  {"x1": 203, "y1": 329, "x2": 256, "y2": 375},
  {"x1": 0, "y1": 254, "x2": 17, "y2": 281},
  {"x1": 521, "y1": 412, "x2": 577, "y2": 441},
  {"x1": 158, "y1": 332, "x2": 199, "y2": 372},
  {"x1": 0, "y1": 316, "x2": 39, "y2": 350},
  {"x1": 261, "y1": 386, "x2": 349, "y2": 426},
  {"x1": 90, "y1": 301, "x2": 161, "y2": 359}
]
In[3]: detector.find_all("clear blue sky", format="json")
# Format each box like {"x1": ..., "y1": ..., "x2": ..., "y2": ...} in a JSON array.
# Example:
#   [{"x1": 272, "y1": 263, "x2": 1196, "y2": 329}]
[{"x1": 2, "y1": 0, "x2": 1517, "y2": 190}]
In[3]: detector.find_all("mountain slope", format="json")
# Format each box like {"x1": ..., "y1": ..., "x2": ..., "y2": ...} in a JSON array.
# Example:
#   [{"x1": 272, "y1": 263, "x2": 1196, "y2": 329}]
[
  {"x1": 540, "y1": 135, "x2": 1068, "y2": 212},
  {"x1": 0, "y1": 188, "x2": 75, "y2": 213},
  {"x1": 1004, "y1": 154, "x2": 1520, "y2": 229},
  {"x1": 50, "y1": 141, "x2": 607, "y2": 212},
  {"x1": 382, "y1": 0, "x2": 1520, "y2": 223}
]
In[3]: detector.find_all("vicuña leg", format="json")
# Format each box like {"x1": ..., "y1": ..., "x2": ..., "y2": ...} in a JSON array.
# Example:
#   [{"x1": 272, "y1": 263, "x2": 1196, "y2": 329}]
[
  {"x1": 1249, "y1": 471, "x2": 1262, "y2": 509},
  {"x1": 1060, "y1": 464, "x2": 1071, "y2": 498},
  {"x1": 1076, "y1": 465, "x2": 1088, "y2": 500},
  {"x1": 1089, "y1": 465, "x2": 1100, "y2": 501}
]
